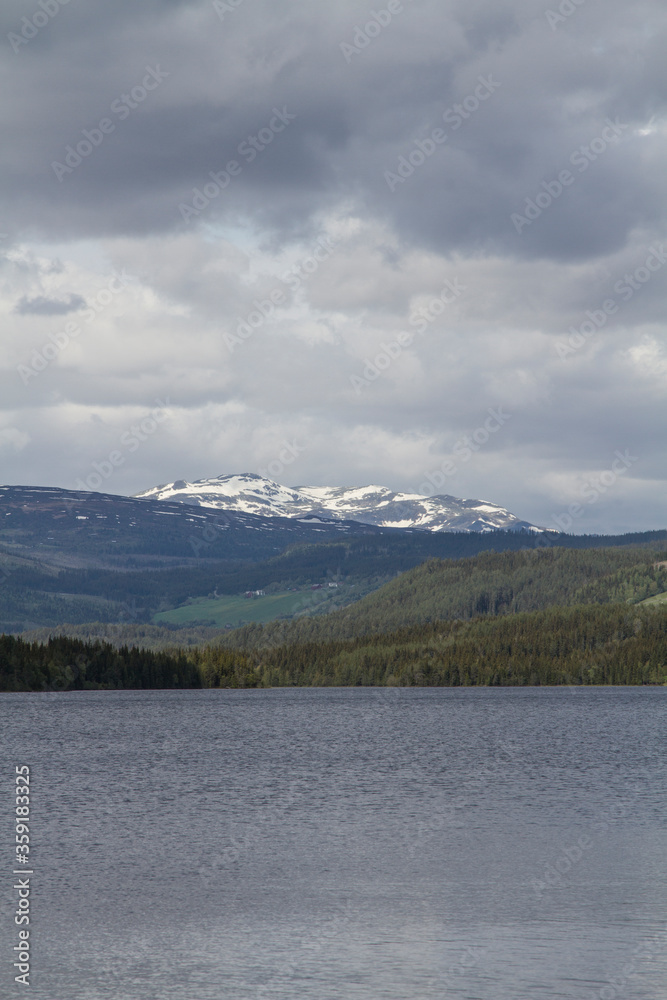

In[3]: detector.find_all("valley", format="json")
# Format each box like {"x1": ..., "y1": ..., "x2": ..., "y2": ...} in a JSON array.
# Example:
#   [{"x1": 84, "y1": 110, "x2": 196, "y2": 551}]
[
  {"x1": 153, "y1": 582, "x2": 353, "y2": 628},
  {"x1": 1, "y1": 481, "x2": 666, "y2": 691}
]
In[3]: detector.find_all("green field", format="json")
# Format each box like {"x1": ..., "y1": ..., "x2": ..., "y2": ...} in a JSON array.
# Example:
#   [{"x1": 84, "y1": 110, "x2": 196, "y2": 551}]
[
  {"x1": 638, "y1": 590, "x2": 667, "y2": 606},
  {"x1": 153, "y1": 587, "x2": 344, "y2": 627}
]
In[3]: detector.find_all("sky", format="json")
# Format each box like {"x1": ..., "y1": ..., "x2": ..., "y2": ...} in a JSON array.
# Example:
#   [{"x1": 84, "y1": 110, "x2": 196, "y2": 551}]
[{"x1": 0, "y1": 0, "x2": 665, "y2": 533}]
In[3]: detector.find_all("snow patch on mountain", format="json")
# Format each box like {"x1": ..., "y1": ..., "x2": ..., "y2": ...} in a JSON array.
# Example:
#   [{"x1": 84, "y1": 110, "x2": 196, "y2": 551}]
[{"x1": 135, "y1": 473, "x2": 545, "y2": 533}]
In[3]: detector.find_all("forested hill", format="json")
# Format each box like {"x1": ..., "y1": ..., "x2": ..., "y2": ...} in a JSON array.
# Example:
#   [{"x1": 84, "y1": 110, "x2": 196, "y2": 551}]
[
  {"x1": 3, "y1": 603, "x2": 666, "y2": 690},
  {"x1": 3, "y1": 545, "x2": 667, "y2": 692},
  {"x1": 216, "y1": 546, "x2": 667, "y2": 650},
  {"x1": 247, "y1": 604, "x2": 667, "y2": 688}
]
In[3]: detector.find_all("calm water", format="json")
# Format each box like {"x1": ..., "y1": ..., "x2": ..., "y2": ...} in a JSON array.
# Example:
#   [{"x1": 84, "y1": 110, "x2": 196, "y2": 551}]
[{"x1": 1, "y1": 687, "x2": 665, "y2": 999}]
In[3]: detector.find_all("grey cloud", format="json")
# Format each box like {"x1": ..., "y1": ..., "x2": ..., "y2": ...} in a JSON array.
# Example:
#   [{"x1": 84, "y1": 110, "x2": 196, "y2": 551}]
[
  {"x1": 0, "y1": 0, "x2": 665, "y2": 532},
  {"x1": 0, "y1": 0, "x2": 663, "y2": 262},
  {"x1": 13, "y1": 293, "x2": 87, "y2": 315}
]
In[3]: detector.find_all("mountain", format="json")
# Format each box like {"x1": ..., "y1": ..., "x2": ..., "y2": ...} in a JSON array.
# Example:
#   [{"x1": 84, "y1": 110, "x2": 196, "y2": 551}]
[
  {"x1": 136, "y1": 473, "x2": 544, "y2": 532},
  {"x1": 0, "y1": 484, "x2": 378, "y2": 570},
  {"x1": 0, "y1": 484, "x2": 381, "y2": 631},
  {"x1": 4, "y1": 481, "x2": 666, "y2": 635}
]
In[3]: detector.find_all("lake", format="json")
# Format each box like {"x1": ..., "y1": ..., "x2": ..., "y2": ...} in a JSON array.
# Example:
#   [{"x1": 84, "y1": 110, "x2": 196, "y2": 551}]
[{"x1": 1, "y1": 687, "x2": 665, "y2": 999}]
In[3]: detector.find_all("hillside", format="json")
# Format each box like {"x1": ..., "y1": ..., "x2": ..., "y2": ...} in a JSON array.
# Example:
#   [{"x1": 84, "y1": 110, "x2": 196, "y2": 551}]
[
  {"x1": 243, "y1": 604, "x2": 667, "y2": 688},
  {"x1": 15, "y1": 622, "x2": 221, "y2": 652},
  {"x1": 216, "y1": 546, "x2": 667, "y2": 651},
  {"x1": 5, "y1": 604, "x2": 666, "y2": 690},
  {"x1": 3, "y1": 481, "x2": 667, "y2": 634},
  {"x1": 0, "y1": 485, "x2": 374, "y2": 568}
]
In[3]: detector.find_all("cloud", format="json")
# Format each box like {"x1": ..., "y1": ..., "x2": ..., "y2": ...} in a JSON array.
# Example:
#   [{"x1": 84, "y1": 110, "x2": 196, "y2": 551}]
[
  {"x1": 0, "y1": 0, "x2": 665, "y2": 531},
  {"x1": 13, "y1": 293, "x2": 87, "y2": 315}
]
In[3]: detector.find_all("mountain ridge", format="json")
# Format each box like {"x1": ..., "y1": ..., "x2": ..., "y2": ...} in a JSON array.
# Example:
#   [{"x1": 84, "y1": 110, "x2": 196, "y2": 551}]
[{"x1": 136, "y1": 472, "x2": 545, "y2": 533}]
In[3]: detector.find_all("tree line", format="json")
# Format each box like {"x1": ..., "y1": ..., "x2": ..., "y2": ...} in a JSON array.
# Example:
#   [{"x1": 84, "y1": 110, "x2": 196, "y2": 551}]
[
  {"x1": 246, "y1": 603, "x2": 667, "y2": 688},
  {"x1": 2, "y1": 601, "x2": 665, "y2": 690},
  {"x1": 0, "y1": 634, "x2": 200, "y2": 692},
  {"x1": 212, "y1": 546, "x2": 667, "y2": 651}
]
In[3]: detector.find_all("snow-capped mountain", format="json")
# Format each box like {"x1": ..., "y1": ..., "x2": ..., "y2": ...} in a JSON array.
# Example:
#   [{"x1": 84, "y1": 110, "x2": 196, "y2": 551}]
[{"x1": 135, "y1": 473, "x2": 544, "y2": 533}]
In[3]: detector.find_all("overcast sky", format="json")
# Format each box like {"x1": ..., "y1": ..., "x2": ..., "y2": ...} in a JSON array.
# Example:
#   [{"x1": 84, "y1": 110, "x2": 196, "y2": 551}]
[{"x1": 1, "y1": 0, "x2": 666, "y2": 532}]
